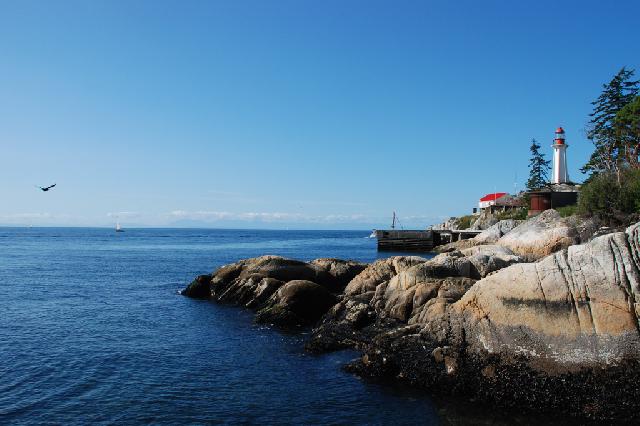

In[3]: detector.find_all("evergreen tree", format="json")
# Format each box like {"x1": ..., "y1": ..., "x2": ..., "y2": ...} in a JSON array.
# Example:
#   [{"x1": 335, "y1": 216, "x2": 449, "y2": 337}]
[
  {"x1": 527, "y1": 138, "x2": 550, "y2": 190},
  {"x1": 582, "y1": 67, "x2": 639, "y2": 175},
  {"x1": 614, "y1": 95, "x2": 640, "y2": 169}
]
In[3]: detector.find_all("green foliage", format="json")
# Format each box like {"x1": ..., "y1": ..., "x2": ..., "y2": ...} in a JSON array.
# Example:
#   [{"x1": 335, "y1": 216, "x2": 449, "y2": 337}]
[
  {"x1": 454, "y1": 215, "x2": 474, "y2": 230},
  {"x1": 526, "y1": 138, "x2": 550, "y2": 190},
  {"x1": 495, "y1": 208, "x2": 528, "y2": 220},
  {"x1": 582, "y1": 67, "x2": 639, "y2": 175},
  {"x1": 615, "y1": 95, "x2": 640, "y2": 168},
  {"x1": 556, "y1": 204, "x2": 578, "y2": 218},
  {"x1": 578, "y1": 168, "x2": 640, "y2": 222}
]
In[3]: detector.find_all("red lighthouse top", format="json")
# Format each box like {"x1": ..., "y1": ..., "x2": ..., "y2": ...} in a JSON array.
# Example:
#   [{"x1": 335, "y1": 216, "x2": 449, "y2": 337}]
[{"x1": 554, "y1": 127, "x2": 565, "y2": 144}]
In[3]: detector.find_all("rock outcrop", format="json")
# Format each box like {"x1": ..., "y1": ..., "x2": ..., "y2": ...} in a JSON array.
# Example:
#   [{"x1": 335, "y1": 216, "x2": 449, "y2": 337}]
[
  {"x1": 435, "y1": 219, "x2": 522, "y2": 253},
  {"x1": 473, "y1": 219, "x2": 522, "y2": 244},
  {"x1": 182, "y1": 215, "x2": 640, "y2": 420},
  {"x1": 343, "y1": 222, "x2": 640, "y2": 420},
  {"x1": 496, "y1": 210, "x2": 597, "y2": 260},
  {"x1": 255, "y1": 280, "x2": 336, "y2": 326},
  {"x1": 446, "y1": 222, "x2": 640, "y2": 368},
  {"x1": 181, "y1": 256, "x2": 366, "y2": 327},
  {"x1": 470, "y1": 209, "x2": 498, "y2": 230}
]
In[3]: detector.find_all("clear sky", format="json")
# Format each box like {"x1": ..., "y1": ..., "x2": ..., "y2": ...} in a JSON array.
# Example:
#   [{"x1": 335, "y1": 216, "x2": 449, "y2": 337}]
[{"x1": 1, "y1": 0, "x2": 639, "y2": 229}]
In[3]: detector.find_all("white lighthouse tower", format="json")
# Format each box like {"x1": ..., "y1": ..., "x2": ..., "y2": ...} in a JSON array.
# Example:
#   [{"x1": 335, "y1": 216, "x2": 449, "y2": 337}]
[{"x1": 551, "y1": 127, "x2": 569, "y2": 184}]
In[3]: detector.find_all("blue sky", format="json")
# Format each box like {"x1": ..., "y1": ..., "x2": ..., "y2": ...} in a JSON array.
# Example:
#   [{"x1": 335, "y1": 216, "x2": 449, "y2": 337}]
[{"x1": 1, "y1": 0, "x2": 638, "y2": 229}]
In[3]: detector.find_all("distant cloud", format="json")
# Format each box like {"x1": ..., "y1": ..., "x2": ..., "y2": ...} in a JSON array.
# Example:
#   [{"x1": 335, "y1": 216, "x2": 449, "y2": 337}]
[
  {"x1": 168, "y1": 210, "x2": 370, "y2": 223},
  {"x1": 0, "y1": 210, "x2": 441, "y2": 228},
  {"x1": 106, "y1": 211, "x2": 141, "y2": 218}
]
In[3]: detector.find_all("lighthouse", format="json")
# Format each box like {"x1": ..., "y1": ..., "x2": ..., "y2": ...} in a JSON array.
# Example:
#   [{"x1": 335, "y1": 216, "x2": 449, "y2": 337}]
[
  {"x1": 551, "y1": 127, "x2": 569, "y2": 184},
  {"x1": 528, "y1": 126, "x2": 579, "y2": 216}
]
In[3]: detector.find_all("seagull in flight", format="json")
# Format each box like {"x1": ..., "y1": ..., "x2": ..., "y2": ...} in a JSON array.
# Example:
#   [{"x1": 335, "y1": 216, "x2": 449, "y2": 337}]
[{"x1": 36, "y1": 183, "x2": 56, "y2": 192}]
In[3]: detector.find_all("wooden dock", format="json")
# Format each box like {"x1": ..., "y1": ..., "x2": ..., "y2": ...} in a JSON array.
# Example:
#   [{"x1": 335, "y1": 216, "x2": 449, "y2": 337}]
[{"x1": 375, "y1": 229, "x2": 482, "y2": 251}]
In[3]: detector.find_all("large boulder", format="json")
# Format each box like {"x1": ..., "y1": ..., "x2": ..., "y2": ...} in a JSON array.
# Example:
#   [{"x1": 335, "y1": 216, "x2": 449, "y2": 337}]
[
  {"x1": 460, "y1": 245, "x2": 522, "y2": 278},
  {"x1": 344, "y1": 256, "x2": 427, "y2": 296},
  {"x1": 182, "y1": 256, "x2": 362, "y2": 328},
  {"x1": 435, "y1": 219, "x2": 522, "y2": 253},
  {"x1": 470, "y1": 210, "x2": 498, "y2": 230},
  {"x1": 255, "y1": 280, "x2": 336, "y2": 327},
  {"x1": 425, "y1": 245, "x2": 522, "y2": 280},
  {"x1": 309, "y1": 258, "x2": 367, "y2": 292},
  {"x1": 371, "y1": 262, "x2": 476, "y2": 323},
  {"x1": 223, "y1": 256, "x2": 334, "y2": 289},
  {"x1": 180, "y1": 274, "x2": 212, "y2": 299},
  {"x1": 445, "y1": 222, "x2": 640, "y2": 369},
  {"x1": 497, "y1": 210, "x2": 578, "y2": 260},
  {"x1": 190, "y1": 255, "x2": 363, "y2": 305},
  {"x1": 473, "y1": 219, "x2": 522, "y2": 244}
]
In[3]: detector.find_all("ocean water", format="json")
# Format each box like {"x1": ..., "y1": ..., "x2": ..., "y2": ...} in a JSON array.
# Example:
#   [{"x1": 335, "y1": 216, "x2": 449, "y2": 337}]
[{"x1": 0, "y1": 227, "x2": 443, "y2": 425}]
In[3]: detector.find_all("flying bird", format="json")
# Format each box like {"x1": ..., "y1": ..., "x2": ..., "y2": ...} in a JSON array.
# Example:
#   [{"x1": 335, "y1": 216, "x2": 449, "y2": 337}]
[{"x1": 36, "y1": 183, "x2": 56, "y2": 192}]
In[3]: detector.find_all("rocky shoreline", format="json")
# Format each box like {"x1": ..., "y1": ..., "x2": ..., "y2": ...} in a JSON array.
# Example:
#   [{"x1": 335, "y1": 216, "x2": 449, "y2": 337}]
[{"x1": 181, "y1": 210, "x2": 640, "y2": 421}]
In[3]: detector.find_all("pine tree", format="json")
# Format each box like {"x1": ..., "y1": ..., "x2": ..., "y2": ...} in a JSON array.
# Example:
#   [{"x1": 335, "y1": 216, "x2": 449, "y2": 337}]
[
  {"x1": 582, "y1": 67, "x2": 639, "y2": 175},
  {"x1": 614, "y1": 95, "x2": 640, "y2": 169},
  {"x1": 527, "y1": 138, "x2": 550, "y2": 191}
]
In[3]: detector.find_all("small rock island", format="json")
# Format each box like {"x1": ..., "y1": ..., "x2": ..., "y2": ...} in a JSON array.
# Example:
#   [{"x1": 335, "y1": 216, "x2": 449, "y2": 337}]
[{"x1": 182, "y1": 209, "x2": 640, "y2": 421}]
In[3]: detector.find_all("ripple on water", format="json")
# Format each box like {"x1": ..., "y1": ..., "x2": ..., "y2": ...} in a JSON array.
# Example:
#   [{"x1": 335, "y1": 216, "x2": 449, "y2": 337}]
[{"x1": 0, "y1": 228, "x2": 440, "y2": 424}]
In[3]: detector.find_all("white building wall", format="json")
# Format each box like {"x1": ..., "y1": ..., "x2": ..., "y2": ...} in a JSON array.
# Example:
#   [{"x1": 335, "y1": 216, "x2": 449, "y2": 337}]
[{"x1": 552, "y1": 144, "x2": 569, "y2": 184}]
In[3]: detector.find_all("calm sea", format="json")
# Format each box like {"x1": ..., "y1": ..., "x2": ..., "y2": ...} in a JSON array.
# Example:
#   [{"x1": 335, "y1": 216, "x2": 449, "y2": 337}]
[{"x1": 0, "y1": 227, "x2": 446, "y2": 425}]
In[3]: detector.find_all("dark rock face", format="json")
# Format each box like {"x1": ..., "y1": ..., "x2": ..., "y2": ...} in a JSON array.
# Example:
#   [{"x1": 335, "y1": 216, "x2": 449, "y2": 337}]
[
  {"x1": 255, "y1": 280, "x2": 336, "y2": 327},
  {"x1": 180, "y1": 274, "x2": 212, "y2": 299},
  {"x1": 344, "y1": 328, "x2": 640, "y2": 421},
  {"x1": 309, "y1": 258, "x2": 367, "y2": 292},
  {"x1": 181, "y1": 255, "x2": 365, "y2": 327}
]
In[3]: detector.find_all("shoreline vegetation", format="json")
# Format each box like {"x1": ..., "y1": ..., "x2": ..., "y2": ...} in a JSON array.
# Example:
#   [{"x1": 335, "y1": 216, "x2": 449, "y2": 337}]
[{"x1": 182, "y1": 210, "x2": 640, "y2": 421}]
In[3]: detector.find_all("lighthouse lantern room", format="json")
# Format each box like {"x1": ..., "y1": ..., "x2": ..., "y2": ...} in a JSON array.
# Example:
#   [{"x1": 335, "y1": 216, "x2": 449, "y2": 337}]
[{"x1": 551, "y1": 127, "x2": 569, "y2": 184}]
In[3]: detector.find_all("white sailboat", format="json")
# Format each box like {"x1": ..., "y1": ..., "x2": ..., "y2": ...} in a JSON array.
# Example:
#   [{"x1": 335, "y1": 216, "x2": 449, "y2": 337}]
[{"x1": 115, "y1": 220, "x2": 124, "y2": 232}]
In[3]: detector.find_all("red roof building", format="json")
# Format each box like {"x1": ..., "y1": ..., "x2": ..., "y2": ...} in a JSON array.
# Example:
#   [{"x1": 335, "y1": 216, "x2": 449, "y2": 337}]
[
  {"x1": 479, "y1": 192, "x2": 507, "y2": 202},
  {"x1": 478, "y1": 192, "x2": 524, "y2": 212}
]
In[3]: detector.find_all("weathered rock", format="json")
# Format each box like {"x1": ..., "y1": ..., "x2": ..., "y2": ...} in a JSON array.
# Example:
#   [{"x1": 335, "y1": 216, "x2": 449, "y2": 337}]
[
  {"x1": 313, "y1": 220, "x2": 640, "y2": 419},
  {"x1": 565, "y1": 214, "x2": 602, "y2": 243},
  {"x1": 307, "y1": 257, "x2": 477, "y2": 352},
  {"x1": 180, "y1": 274, "x2": 212, "y2": 299},
  {"x1": 497, "y1": 210, "x2": 578, "y2": 260},
  {"x1": 255, "y1": 280, "x2": 336, "y2": 327},
  {"x1": 434, "y1": 238, "x2": 477, "y2": 253},
  {"x1": 373, "y1": 270, "x2": 475, "y2": 324},
  {"x1": 424, "y1": 245, "x2": 521, "y2": 280},
  {"x1": 445, "y1": 222, "x2": 640, "y2": 370},
  {"x1": 245, "y1": 277, "x2": 285, "y2": 309},
  {"x1": 309, "y1": 258, "x2": 367, "y2": 292},
  {"x1": 473, "y1": 219, "x2": 522, "y2": 244},
  {"x1": 459, "y1": 245, "x2": 522, "y2": 278},
  {"x1": 435, "y1": 219, "x2": 522, "y2": 253},
  {"x1": 226, "y1": 256, "x2": 335, "y2": 290},
  {"x1": 344, "y1": 256, "x2": 427, "y2": 296},
  {"x1": 182, "y1": 256, "x2": 361, "y2": 327},
  {"x1": 470, "y1": 209, "x2": 498, "y2": 230},
  {"x1": 349, "y1": 221, "x2": 640, "y2": 420}
]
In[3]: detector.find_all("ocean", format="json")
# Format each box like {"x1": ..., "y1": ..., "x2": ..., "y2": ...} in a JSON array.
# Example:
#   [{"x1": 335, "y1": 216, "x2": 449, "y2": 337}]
[{"x1": 0, "y1": 227, "x2": 445, "y2": 425}]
